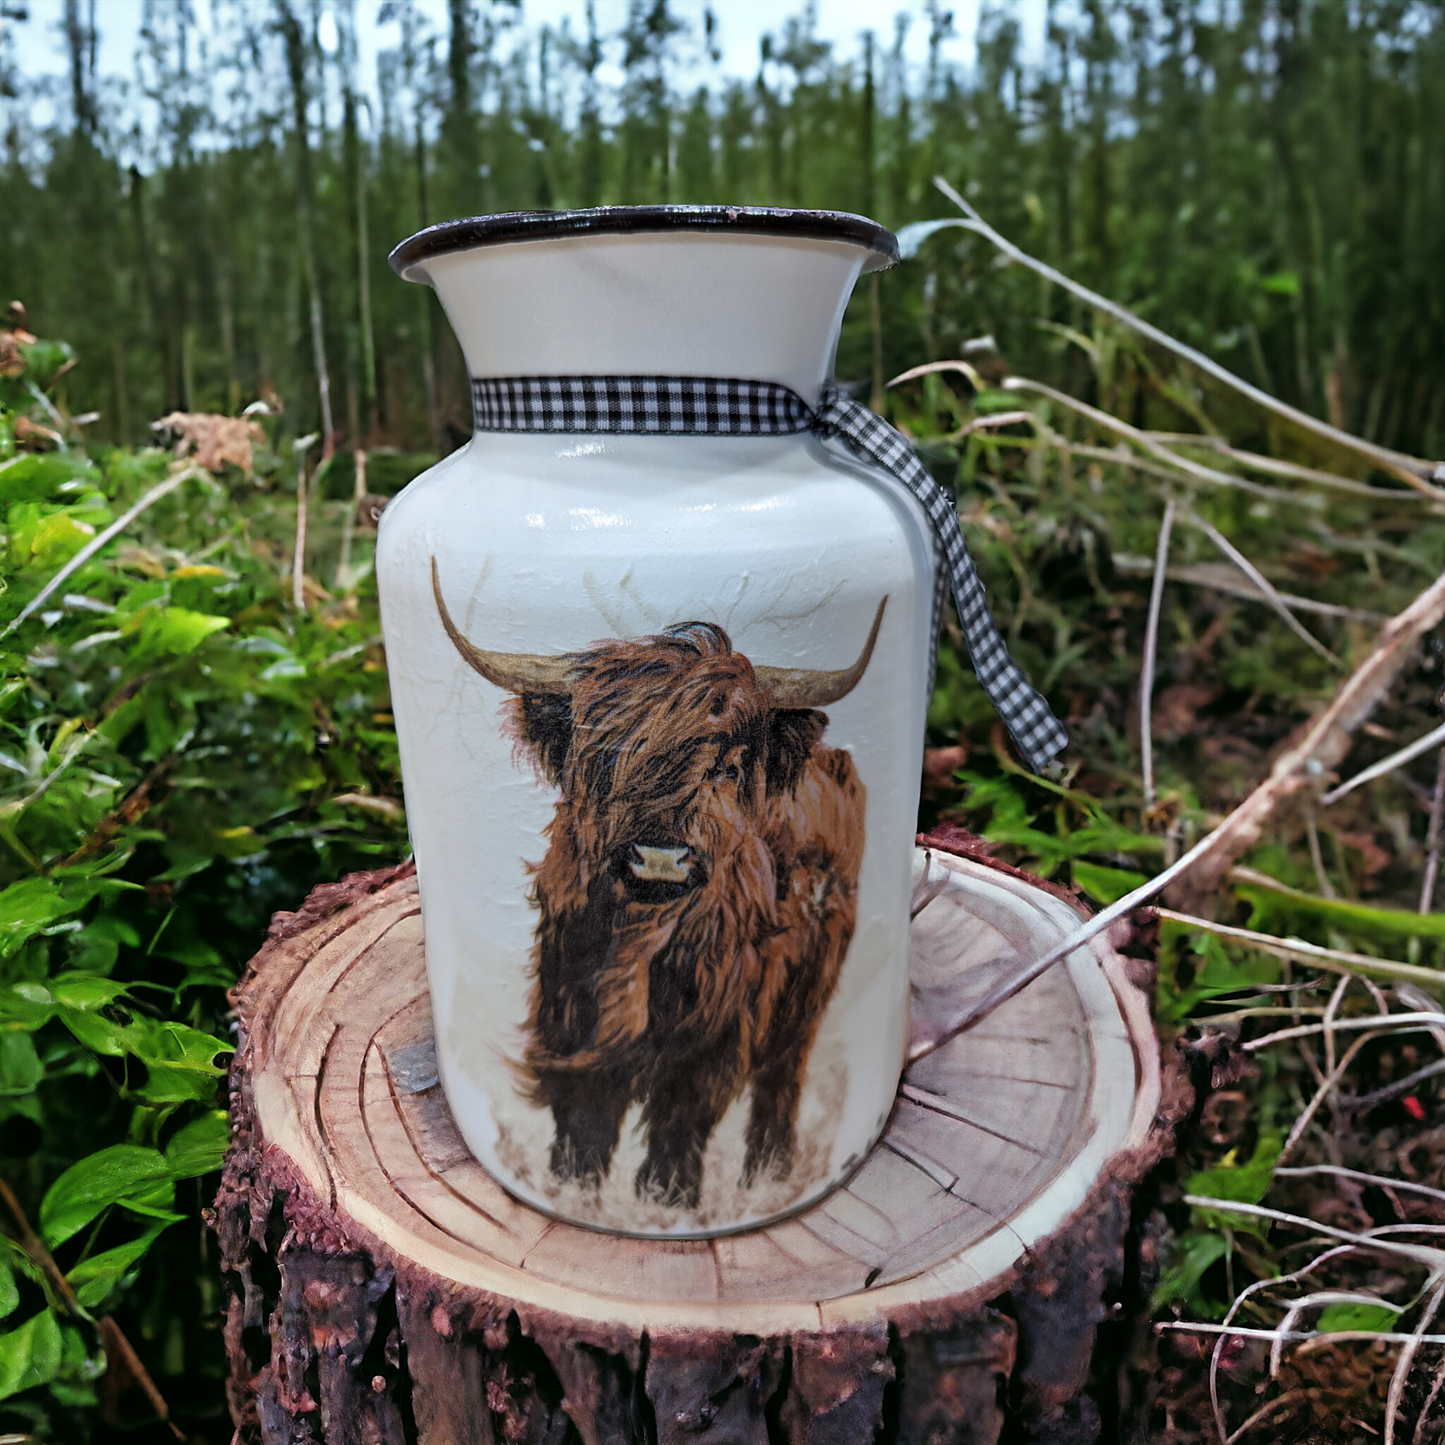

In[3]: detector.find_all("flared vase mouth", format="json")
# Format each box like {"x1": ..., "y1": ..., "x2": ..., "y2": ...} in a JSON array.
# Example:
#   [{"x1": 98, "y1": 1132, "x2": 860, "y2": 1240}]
[{"x1": 388, "y1": 205, "x2": 899, "y2": 281}]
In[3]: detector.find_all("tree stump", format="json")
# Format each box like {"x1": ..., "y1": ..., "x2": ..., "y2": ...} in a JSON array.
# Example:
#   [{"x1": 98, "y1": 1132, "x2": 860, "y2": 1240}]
[{"x1": 214, "y1": 828, "x2": 1182, "y2": 1445}]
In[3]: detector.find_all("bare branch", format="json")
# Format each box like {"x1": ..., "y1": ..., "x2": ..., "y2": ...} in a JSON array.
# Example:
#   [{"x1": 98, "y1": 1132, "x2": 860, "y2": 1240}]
[
  {"x1": 1184, "y1": 510, "x2": 1342, "y2": 666},
  {"x1": 1183, "y1": 1196, "x2": 1445, "y2": 1266},
  {"x1": 1323, "y1": 718, "x2": 1445, "y2": 805},
  {"x1": 1388, "y1": 1283, "x2": 1445, "y2": 1445},
  {"x1": 1002, "y1": 375, "x2": 1288, "y2": 497},
  {"x1": 1154, "y1": 908, "x2": 1445, "y2": 988},
  {"x1": 1162, "y1": 1322, "x2": 1445, "y2": 1344},
  {"x1": 1111, "y1": 557, "x2": 1386, "y2": 622},
  {"x1": 908, "y1": 570, "x2": 1445, "y2": 1058},
  {"x1": 1243, "y1": 1011, "x2": 1445, "y2": 1052},
  {"x1": 1278, "y1": 1029, "x2": 1380, "y2": 1165},
  {"x1": 0, "y1": 467, "x2": 203, "y2": 641},
  {"x1": 1422, "y1": 745, "x2": 1445, "y2": 912},
  {"x1": 930, "y1": 175, "x2": 1445, "y2": 493},
  {"x1": 887, "y1": 357, "x2": 986, "y2": 391},
  {"x1": 1068, "y1": 442, "x2": 1308, "y2": 504},
  {"x1": 1146, "y1": 431, "x2": 1434, "y2": 503},
  {"x1": 1166, "y1": 568, "x2": 1445, "y2": 912},
  {"x1": 1141, "y1": 499, "x2": 1176, "y2": 812},
  {"x1": 1276, "y1": 1166, "x2": 1445, "y2": 1206}
]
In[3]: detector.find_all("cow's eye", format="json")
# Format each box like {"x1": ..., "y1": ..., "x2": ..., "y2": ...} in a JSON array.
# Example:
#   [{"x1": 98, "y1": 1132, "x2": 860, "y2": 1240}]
[{"x1": 706, "y1": 749, "x2": 744, "y2": 784}]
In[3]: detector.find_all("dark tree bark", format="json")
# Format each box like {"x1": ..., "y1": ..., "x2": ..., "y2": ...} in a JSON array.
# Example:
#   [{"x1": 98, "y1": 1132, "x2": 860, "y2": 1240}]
[{"x1": 215, "y1": 842, "x2": 1183, "y2": 1444}]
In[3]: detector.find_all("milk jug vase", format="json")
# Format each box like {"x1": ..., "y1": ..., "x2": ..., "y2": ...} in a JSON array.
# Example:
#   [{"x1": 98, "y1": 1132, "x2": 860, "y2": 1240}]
[{"x1": 379, "y1": 204, "x2": 1068, "y2": 1237}]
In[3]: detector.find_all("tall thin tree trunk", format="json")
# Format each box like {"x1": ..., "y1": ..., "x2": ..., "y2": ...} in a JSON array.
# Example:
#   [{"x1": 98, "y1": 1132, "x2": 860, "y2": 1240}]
[
  {"x1": 127, "y1": 167, "x2": 175, "y2": 414},
  {"x1": 280, "y1": 2, "x2": 335, "y2": 457},
  {"x1": 347, "y1": 92, "x2": 377, "y2": 437},
  {"x1": 861, "y1": 32, "x2": 876, "y2": 216},
  {"x1": 414, "y1": 111, "x2": 442, "y2": 456}
]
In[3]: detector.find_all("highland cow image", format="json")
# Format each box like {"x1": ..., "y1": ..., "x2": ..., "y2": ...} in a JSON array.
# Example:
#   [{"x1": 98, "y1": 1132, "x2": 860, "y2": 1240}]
[{"x1": 432, "y1": 560, "x2": 883, "y2": 1209}]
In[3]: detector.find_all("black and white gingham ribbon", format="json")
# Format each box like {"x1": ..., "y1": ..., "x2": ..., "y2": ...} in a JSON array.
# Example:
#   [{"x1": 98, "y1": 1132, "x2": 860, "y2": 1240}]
[{"x1": 470, "y1": 374, "x2": 1068, "y2": 773}]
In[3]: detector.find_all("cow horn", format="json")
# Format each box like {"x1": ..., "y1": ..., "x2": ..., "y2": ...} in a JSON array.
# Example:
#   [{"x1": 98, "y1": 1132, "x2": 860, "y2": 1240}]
[
  {"x1": 431, "y1": 558, "x2": 575, "y2": 695},
  {"x1": 753, "y1": 596, "x2": 888, "y2": 709}
]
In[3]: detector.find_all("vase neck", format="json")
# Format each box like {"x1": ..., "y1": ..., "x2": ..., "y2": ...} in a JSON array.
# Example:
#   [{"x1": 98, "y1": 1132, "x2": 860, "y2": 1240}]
[{"x1": 417, "y1": 232, "x2": 870, "y2": 405}]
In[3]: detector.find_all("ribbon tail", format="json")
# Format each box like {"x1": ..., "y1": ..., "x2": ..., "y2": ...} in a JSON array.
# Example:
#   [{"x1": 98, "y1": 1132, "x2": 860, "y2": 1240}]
[{"x1": 815, "y1": 385, "x2": 1069, "y2": 774}]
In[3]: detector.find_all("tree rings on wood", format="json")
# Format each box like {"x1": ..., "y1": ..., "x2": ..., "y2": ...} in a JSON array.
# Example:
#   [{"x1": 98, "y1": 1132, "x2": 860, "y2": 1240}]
[{"x1": 215, "y1": 834, "x2": 1178, "y2": 1444}]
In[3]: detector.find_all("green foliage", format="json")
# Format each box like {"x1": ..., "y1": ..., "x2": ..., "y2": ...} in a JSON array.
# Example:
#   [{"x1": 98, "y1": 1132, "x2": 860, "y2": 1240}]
[
  {"x1": 1236, "y1": 874, "x2": 1445, "y2": 948},
  {"x1": 1186, "y1": 1132, "x2": 1284, "y2": 1235},
  {"x1": 1157, "y1": 926, "x2": 1283, "y2": 1026},
  {"x1": 947, "y1": 770, "x2": 1160, "y2": 880},
  {"x1": 1316, "y1": 1302, "x2": 1402, "y2": 1334},
  {"x1": 40, "y1": 1146, "x2": 181, "y2": 1249},
  {"x1": 3, "y1": 3, "x2": 1445, "y2": 466},
  {"x1": 1153, "y1": 1132, "x2": 1285, "y2": 1318},
  {"x1": 0, "y1": 328, "x2": 406, "y2": 1436},
  {"x1": 1069, "y1": 860, "x2": 1147, "y2": 905},
  {"x1": 1152, "y1": 1230, "x2": 1232, "y2": 1316},
  {"x1": 0, "y1": 1312, "x2": 64, "y2": 1400}
]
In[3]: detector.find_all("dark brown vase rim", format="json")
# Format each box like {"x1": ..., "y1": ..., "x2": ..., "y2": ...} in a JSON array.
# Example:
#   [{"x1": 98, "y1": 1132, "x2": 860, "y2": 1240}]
[{"x1": 388, "y1": 205, "x2": 899, "y2": 278}]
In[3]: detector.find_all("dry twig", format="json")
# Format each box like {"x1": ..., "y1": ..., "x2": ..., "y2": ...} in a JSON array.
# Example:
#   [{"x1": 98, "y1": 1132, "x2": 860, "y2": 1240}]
[
  {"x1": 0, "y1": 1174, "x2": 180, "y2": 1437},
  {"x1": 929, "y1": 175, "x2": 1445, "y2": 493},
  {"x1": 1110, "y1": 557, "x2": 1388, "y2": 623},
  {"x1": 909, "y1": 570, "x2": 1445, "y2": 1059},
  {"x1": 1422, "y1": 746, "x2": 1445, "y2": 913},
  {"x1": 0, "y1": 466, "x2": 204, "y2": 641},
  {"x1": 1141, "y1": 498, "x2": 1176, "y2": 812},
  {"x1": 1183, "y1": 510, "x2": 1342, "y2": 664},
  {"x1": 1323, "y1": 718, "x2": 1445, "y2": 806},
  {"x1": 1153, "y1": 908, "x2": 1445, "y2": 988}
]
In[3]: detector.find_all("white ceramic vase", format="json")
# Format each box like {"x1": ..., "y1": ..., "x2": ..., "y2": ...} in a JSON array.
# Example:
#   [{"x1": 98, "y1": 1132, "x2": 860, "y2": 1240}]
[{"x1": 379, "y1": 207, "x2": 935, "y2": 1237}]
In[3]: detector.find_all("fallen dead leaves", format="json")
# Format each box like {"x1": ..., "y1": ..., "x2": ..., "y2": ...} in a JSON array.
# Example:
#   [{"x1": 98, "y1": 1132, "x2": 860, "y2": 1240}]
[{"x1": 154, "y1": 411, "x2": 265, "y2": 477}]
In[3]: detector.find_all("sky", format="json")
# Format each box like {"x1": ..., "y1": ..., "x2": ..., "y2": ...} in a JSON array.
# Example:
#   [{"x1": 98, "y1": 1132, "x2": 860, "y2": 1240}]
[{"x1": 7, "y1": 1, "x2": 1050, "y2": 130}]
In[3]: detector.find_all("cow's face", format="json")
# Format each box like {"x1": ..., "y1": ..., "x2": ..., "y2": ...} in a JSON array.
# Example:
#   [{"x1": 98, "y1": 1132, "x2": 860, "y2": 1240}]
[
  {"x1": 507, "y1": 623, "x2": 827, "y2": 908},
  {"x1": 428, "y1": 559, "x2": 885, "y2": 911}
]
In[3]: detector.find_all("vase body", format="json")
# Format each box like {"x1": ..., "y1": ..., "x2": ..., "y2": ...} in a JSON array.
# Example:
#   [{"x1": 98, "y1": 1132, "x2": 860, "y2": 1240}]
[{"x1": 378, "y1": 211, "x2": 934, "y2": 1237}]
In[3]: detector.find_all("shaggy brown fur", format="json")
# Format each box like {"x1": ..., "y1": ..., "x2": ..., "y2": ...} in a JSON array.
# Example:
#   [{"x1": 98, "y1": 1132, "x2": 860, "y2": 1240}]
[{"x1": 506, "y1": 620, "x2": 866, "y2": 1208}]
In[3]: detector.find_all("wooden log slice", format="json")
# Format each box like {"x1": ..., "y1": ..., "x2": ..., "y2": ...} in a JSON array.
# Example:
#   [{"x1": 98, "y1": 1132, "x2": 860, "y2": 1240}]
[{"x1": 215, "y1": 832, "x2": 1183, "y2": 1445}]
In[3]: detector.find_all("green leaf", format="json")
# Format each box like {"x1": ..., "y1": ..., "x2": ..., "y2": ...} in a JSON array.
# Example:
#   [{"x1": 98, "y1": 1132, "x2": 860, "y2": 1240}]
[
  {"x1": 1316, "y1": 1301, "x2": 1401, "y2": 1334},
  {"x1": 0, "y1": 1033, "x2": 42, "y2": 1095},
  {"x1": 258, "y1": 655, "x2": 307, "y2": 682},
  {"x1": 49, "y1": 974, "x2": 128, "y2": 1012},
  {"x1": 1188, "y1": 1133, "x2": 1282, "y2": 1236},
  {"x1": 0, "y1": 1310, "x2": 63, "y2": 1400},
  {"x1": 53, "y1": 975, "x2": 133, "y2": 1058},
  {"x1": 65, "y1": 1223, "x2": 167, "y2": 1309},
  {"x1": 1158, "y1": 925, "x2": 1281, "y2": 1024},
  {"x1": 1071, "y1": 860, "x2": 1147, "y2": 905},
  {"x1": 39, "y1": 1145, "x2": 179, "y2": 1248},
  {"x1": 125, "y1": 1019, "x2": 230, "y2": 1103},
  {"x1": 0, "y1": 878, "x2": 84, "y2": 959},
  {"x1": 0, "y1": 1258, "x2": 17, "y2": 1320},
  {"x1": 164, "y1": 1109, "x2": 230, "y2": 1178},
  {"x1": 0, "y1": 452, "x2": 89, "y2": 505},
  {"x1": 129, "y1": 606, "x2": 229, "y2": 661},
  {"x1": 1234, "y1": 874, "x2": 1445, "y2": 941},
  {"x1": 54, "y1": 1005, "x2": 130, "y2": 1058},
  {"x1": 1152, "y1": 1230, "x2": 1230, "y2": 1311},
  {"x1": 26, "y1": 513, "x2": 96, "y2": 569},
  {"x1": 1260, "y1": 270, "x2": 1301, "y2": 295},
  {"x1": 0, "y1": 1237, "x2": 43, "y2": 1302},
  {"x1": 0, "y1": 981, "x2": 54, "y2": 1031}
]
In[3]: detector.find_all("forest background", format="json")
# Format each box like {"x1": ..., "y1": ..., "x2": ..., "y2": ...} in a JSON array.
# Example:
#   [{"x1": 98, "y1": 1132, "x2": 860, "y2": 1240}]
[
  {"x1": 3, "y1": 1, "x2": 1445, "y2": 1442},
  {"x1": 7, "y1": 0, "x2": 1445, "y2": 467}
]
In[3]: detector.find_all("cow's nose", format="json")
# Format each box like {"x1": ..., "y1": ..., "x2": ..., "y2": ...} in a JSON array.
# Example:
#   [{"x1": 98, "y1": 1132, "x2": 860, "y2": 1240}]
[{"x1": 629, "y1": 844, "x2": 692, "y2": 884}]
